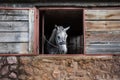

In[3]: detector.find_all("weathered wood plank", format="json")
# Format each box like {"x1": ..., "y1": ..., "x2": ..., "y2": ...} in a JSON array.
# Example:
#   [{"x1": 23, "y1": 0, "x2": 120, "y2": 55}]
[
  {"x1": 86, "y1": 47, "x2": 120, "y2": 54},
  {"x1": 0, "y1": 32, "x2": 28, "y2": 42},
  {"x1": 86, "y1": 43, "x2": 120, "y2": 48},
  {"x1": 0, "y1": 10, "x2": 29, "y2": 15},
  {"x1": 85, "y1": 10, "x2": 120, "y2": 20},
  {"x1": 0, "y1": 43, "x2": 28, "y2": 54},
  {"x1": 86, "y1": 32, "x2": 120, "y2": 43},
  {"x1": 86, "y1": 41, "x2": 120, "y2": 45},
  {"x1": 29, "y1": 9, "x2": 34, "y2": 52},
  {"x1": 0, "y1": 21, "x2": 28, "y2": 31},
  {"x1": 0, "y1": 15, "x2": 28, "y2": 20},
  {"x1": 86, "y1": 42, "x2": 120, "y2": 54},
  {"x1": 85, "y1": 21, "x2": 120, "y2": 31}
]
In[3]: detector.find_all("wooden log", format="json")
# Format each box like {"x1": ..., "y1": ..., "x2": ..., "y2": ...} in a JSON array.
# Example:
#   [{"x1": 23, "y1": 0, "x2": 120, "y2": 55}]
[
  {"x1": 86, "y1": 32, "x2": 120, "y2": 42},
  {"x1": 0, "y1": 32, "x2": 28, "y2": 42},
  {"x1": 0, "y1": 15, "x2": 28, "y2": 20},
  {"x1": 0, "y1": 21, "x2": 28, "y2": 31},
  {"x1": 85, "y1": 10, "x2": 120, "y2": 20},
  {"x1": 0, "y1": 10, "x2": 29, "y2": 15},
  {"x1": 85, "y1": 21, "x2": 120, "y2": 31},
  {"x1": 0, "y1": 43, "x2": 28, "y2": 54}
]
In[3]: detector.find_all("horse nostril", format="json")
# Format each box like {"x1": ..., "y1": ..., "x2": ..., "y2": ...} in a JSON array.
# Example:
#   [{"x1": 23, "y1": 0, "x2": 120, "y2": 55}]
[{"x1": 61, "y1": 50, "x2": 65, "y2": 53}]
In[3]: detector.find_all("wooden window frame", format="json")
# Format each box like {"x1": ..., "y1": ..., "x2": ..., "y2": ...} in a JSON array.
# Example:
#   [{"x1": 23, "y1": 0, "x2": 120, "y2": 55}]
[
  {"x1": 39, "y1": 7, "x2": 85, "y2": 55},
  {"x1": 39, "y1": 7, "x2": 120, "y2": 56},
  {"x1": 0, "y1": 7, "x2": 39, "y2": 56}
]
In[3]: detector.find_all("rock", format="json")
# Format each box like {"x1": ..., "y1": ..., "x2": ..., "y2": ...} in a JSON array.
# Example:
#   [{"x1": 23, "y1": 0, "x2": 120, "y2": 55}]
[
  {"x1": 7, "y1": 57, "x2": 17, "y2": 64},
  {"x1": 9, "y1": 72, "x2": 17, "y2": 79},
  {"x1": 10, "y1": 65, "x2": 17, "y2": 71},
  {"x1": 1, "y1": 65, "x2": 9, "y2": 75},
  {"x1": 52, "y1": 66, "x2": 60, "y2": 79},
  {"x1": 18, "y1": 56, "x2": 120, "y2": 80}
]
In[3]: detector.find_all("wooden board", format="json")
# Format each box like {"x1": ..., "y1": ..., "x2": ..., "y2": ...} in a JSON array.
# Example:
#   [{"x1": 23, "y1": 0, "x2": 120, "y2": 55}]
[
  {"x1": 0, "y1": 9, "x2": 35, "y2": 54},
  {"x1": 86, "y1": 32, "x2": 120, "y2": 43},
  {"x1": 86, "y1": 48, "x2": 120, "y2": 54},
  {"x1": 0, "y1": 15, "x2": 28, "y2": 21},
  {"x1": 85, "y1": 21, "x2": 120, "y2": 31},
  {"x1": 0, "y1": 43, "x2": 28, "y2": 54},
  {"x1": 85, "y1": 10, "x2": 120, "y2": 20},
  {"x1": 0, "y1": 10, "x2": 29, "y2": 15},
  {"x1": 29, "y1": 9, "x2": 34, "y2": 52},
  {"x1": 86, "y1": 42, "x2": 120, "y2": 54},
  {"x1": 0, "y1": 21, "x2": 28, "y2": 31},
  {"x1": 0, "y1": 32, "x2": 28, "y2": 42}
]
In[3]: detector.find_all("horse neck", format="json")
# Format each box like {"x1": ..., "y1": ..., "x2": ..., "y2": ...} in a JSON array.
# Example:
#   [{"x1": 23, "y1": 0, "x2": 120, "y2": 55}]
[{"x1": 49, "y1": 29, "x2": 57, "y2": 45}]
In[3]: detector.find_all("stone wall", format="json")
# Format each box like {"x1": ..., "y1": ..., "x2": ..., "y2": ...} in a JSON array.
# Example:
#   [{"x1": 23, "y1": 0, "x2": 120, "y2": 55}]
[
  {"x1": 0, "y1": 57, "x2": 18, "y2": 80},
  {"x1": 1, "y1": 56, "x2": 119, "y2": 80}
]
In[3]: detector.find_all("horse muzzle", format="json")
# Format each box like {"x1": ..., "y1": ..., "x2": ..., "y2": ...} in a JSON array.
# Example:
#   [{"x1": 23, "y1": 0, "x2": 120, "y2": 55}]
[
  {"x1": 58, "y1": 42, "x2": 66, "y2": 45},
  {"x1": 59, "y1": 45, "x2": 67, "y2": 54}
]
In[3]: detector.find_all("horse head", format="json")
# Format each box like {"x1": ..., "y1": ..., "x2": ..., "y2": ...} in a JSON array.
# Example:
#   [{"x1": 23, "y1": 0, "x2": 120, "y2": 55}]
[{"x1": 55, "y1": 25, "x2": 70, "y2": 54}]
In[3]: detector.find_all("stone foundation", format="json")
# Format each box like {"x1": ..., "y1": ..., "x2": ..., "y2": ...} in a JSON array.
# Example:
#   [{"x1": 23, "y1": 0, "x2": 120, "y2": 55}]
[
  {"x1": 0, "y1": 57, "x2": 18, "y2": 80},
  {"x1": 0, "y1": 56, "x2": 120, "y2": 80}
]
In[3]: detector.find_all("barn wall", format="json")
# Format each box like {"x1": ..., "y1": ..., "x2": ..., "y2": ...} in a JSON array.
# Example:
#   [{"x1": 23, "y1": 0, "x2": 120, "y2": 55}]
[
  {"x1": 0, "y1": 3, "x2": 120, "y2": 80},
  {"x1": 85, "y1": 9, "x2": 120, "y2": 54}
]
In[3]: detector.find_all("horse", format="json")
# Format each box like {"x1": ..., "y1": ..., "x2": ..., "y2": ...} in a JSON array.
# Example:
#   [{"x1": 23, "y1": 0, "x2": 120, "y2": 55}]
[{"x1": 46, "y1": 25, "x2": 70, "y2": 54}]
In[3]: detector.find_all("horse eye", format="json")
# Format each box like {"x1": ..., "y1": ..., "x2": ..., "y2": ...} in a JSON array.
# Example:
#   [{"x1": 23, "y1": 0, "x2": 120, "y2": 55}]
[{"x1": 57, "y1": 36, "x2": 60, "y2": 39}]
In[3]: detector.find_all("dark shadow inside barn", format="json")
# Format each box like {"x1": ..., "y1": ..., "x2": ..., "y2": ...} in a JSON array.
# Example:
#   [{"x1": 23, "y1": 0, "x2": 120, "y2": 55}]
[{"x1": 39, "y1": 9, "x2": 84, "y2": 54}]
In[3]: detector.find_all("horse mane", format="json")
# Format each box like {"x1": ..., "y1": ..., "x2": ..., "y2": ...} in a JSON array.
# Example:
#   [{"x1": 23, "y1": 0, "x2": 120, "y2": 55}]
[{"x1": 49, "y1": 28, "x2": 57, "y2": 44}]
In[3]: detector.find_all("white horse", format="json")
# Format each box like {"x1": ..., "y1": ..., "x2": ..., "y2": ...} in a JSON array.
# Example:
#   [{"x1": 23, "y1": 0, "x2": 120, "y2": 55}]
[{"x1": 47, "y1": 25, "x2": 70, "y2": 54}]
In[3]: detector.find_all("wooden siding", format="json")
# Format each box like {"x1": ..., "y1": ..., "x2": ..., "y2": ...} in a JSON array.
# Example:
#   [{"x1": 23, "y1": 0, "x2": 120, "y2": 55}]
[
  {"x1": 85, "y1": 10, "x2": 120, "y2": 20},
  {"x1": 0, "y1": 43, "x2": 28, "y2": 54},
  {"x1": 85, "y1": 21, "x2": 120, "y2": 31},
  {"x1": 0, "y1": 22, "x2": 29, "y2": 31},
  {"x1": 85, "y1": 9, "x2": 120, "y2": 54},
  {"x1": 0, "y1": 33, "x2": 28, "y2": 42},
  {"x1": 0, "y1": 9, "x2": 34, "y2": 54}
]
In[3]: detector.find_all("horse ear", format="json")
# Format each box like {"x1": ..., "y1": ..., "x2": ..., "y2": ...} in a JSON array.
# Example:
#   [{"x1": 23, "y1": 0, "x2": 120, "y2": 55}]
[
  {"x1": 55, "y1": 24, "x2": 59, "y2": 30},
  {"x1": 64, "y1": 26, "x2": 70, "y2": 31},
  {"x1": 55, "y1": 24, "x2": 57, "y2": 27}
]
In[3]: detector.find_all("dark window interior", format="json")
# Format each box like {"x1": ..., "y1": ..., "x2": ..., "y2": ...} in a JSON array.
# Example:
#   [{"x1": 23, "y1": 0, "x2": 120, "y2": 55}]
[{"x1": 40, "y1": 9, "x2": 84, "y2": 54}]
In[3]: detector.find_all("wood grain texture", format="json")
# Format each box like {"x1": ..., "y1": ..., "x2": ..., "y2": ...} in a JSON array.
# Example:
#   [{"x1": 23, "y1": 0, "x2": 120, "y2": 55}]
[
  {"x1": 0, "y1": 32, "x2": 28, "y2": 42},
  {"x1": 0, "y1": 21, "x2": 28, "y2": 31},
  {"x1": 0, "y1": 9, "x2": 34, "y2": 54},
  {"x1": 85, "y1": 10, "x2": 120, "y2": 20},
  {"x1": 29, "y1": 9, "x2": 34, "y2": 52},
  {"x1": 0, "y1": 10, "x2": 29, "y2": 15},
  {"x1": 85, "y1": 21, "x2": 120, "y2": 31},
  {"x1": 86, "y1": 32, "x2": 120, "y2": 43},
  {"x1": 0, "y1": 15, "x2": 28, "y2": 20},
  {"x1": 86, "y1": 48, "x2": 120, "y2": 54},
  {"x1": 0, "y1": 43, "x2": 28, "y2": 54}
]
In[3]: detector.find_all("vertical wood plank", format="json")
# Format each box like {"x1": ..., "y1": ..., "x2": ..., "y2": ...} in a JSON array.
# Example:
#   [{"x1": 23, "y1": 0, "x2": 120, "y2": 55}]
[{"x1": 29, "y1": 9, "x2": 34, "y2": 53}]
